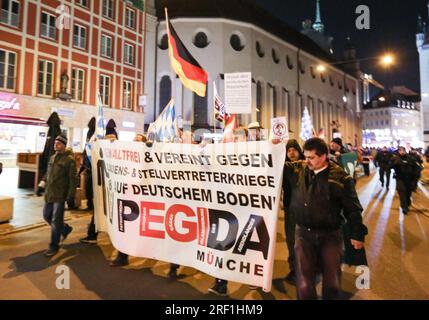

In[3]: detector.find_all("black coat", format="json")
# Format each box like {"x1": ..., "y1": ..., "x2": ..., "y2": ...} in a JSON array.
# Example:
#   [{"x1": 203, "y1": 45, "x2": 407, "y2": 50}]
[
  {"x1": 283, "y1": 161, "x2": 368, "y2": 242},
  {"x1": 374, "y1": 151, "x2": 393, "y2": 169}
]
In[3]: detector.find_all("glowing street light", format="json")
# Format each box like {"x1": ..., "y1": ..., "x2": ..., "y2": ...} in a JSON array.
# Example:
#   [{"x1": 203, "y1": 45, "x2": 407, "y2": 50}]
[
  {"x1": 316, "y1": 64, "x2": 326, "y2": 73},
  {"x1": 381, "y1": 54, "x2": 394, "y2": 67},
  {"x1": 379, "y1": 97, "x2": 386, "y2": 102}
]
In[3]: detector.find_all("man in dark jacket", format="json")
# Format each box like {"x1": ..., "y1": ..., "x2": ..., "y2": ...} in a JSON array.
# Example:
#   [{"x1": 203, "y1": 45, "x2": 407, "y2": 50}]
[
  {"x1": 391, "y1": 147, "x2": 420, "y2": 214},
  {"x1": 283, "y1": 139, "x2": 305, "y2": 285},
  {"x1": 374, "y1": 147, "x2": 393, "y2": 189},
  {"x1": 409, "y1": 148, "x2": 423, "y2": 192},
  {"x1": 42, "y1": 135, "x2": 78, "y2": 257},
  {"x1": 283, "y1": 138, "x2": 367, "y2": 299}
]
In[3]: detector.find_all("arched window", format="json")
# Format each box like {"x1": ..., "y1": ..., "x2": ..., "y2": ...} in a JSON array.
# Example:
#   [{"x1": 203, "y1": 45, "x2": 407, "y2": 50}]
[
  {"x1": 230, "y1": 34, "x2": 244, "y2": 51},
  {"x1": 193, "y1": 31, "x2": 209, "y2": 48},
  {"x1": 256, "y1": 81, "x2": 263, "y2": 123},
  {"x1": 193, "y1": 91, "x2": 208, "y2": 126},
  {"x1": 286, "y1": 55, "x2": 294, "y2": 70},
  {"x1": 272, "y1": 49, "x2": 280, "y2": 64},
  {"x1": 256, "y1": 41, "x2": 265, "y2": 58},
  {"x1": 158, "y1": 34, "x2": 168, "y2": 50},
  {"x1": 159, "y1": 76, "x2": 171, "y2": 115}
]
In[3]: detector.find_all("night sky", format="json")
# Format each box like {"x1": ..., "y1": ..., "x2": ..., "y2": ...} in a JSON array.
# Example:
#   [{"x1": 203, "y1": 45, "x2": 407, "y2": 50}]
[{"x1": 251, "y1": 0, "x2": 428, "y2": 93}]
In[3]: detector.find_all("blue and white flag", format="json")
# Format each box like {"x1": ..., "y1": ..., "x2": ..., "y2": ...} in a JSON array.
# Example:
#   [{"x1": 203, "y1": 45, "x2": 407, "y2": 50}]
[
  {"x1": 300, "y1": 106, "x2": 314, "y2": 142},
  {"x1": 96, "y1": 93, "x2": 105, "y2": 139},
  {"x1": 151, "y1": 99, "x2": 177, "y2": 142}
]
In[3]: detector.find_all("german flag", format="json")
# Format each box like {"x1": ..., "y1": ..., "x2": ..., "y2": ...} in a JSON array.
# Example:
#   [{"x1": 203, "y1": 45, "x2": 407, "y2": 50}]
[{"x1": 166, "y1": 10, "x2": 208, "y2": 97}]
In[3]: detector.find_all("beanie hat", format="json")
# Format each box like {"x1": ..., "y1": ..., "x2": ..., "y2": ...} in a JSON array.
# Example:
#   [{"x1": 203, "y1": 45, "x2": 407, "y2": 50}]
[{"x1": 55, "y1": 134, "x2": 68, "y2": 146}]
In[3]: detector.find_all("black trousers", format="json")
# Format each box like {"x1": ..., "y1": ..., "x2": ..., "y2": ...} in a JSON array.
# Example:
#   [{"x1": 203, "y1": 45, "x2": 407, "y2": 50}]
[
  {"x1": 85, "y1": 171, "x2": 94, "y2": 210},
  {"x1": 379, "y1": 167, "x2": 391, "y2": 187},
  {"x1": 396, "y1": 179, "x2": 412, "y2": 211},
  {"x1": 284, "y1": 211, "x2": 296, "y2": 273},
  {"x1": 295, "y1": 226, "x2": 343, "y2": 300}
]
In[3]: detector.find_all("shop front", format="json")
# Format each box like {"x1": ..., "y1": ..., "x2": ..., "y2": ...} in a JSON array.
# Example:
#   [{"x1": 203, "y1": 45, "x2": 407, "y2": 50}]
[{"x1": 0, "y1": 92, "x2": 145, "y2": 168}]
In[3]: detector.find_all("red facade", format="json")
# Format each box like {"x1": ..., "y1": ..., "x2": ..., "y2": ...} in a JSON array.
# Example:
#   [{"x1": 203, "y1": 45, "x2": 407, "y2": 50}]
[{"x1": 0, "y1": 0, "x2": 146, "y2": 111}]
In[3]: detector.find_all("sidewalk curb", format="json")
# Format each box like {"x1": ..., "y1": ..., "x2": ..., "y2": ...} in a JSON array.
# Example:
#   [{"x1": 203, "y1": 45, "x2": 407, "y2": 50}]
[{"x1": 0, "y1": 211, "x2": 90, "y2": 237}]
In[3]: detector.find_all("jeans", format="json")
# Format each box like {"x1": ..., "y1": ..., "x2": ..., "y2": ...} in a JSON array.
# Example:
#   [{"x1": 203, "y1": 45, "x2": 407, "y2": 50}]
[
  {"x1": 284, "y1": 211, "x2": 296, "y2": 273},
  {"x1": 295, "y1": 226, "x2": 343, "y2": 300},
  {"x1": 43, "y1": 202, "x2": 68, "y2": 250}
]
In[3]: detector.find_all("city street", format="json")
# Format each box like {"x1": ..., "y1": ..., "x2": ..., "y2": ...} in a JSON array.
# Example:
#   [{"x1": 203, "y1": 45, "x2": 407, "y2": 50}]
[{"x1": 1, "y1": 166, "x2": 429, "y2": 300}]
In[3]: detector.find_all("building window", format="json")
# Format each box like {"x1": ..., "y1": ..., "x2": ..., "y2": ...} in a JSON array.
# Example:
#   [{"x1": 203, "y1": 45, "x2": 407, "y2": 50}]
[
  {"x1": 320, "y1": 73, "x2": 326, "y2": 83},
  {"x1": 71, "y1": 68, "x2": 84, "y2": 102},
  {"x1": 37, "y1": 60, "x2": 53, "y2": 96},
  {"x1": 299, "y1": 60, "x2": 305, "y2": 74},
  {"x1": 256, "y1": 41, "x2": 264, "y2": 58},
  {"x1": 329, "y1": 76, "x2": 334, "y2": 87},
  {"x1": 73, "y1": 24, "x2": 87, "y2": 49},
  {"x1": 386, "y1": 119, "x2": 389, "y2": 125},
  {"x1": 272, "y1": 49, "x2": 280, "y2": 64},
  {"x1": 76, "y1": 0, "x2": 89, "y2": 8},
  {"x1": 286, "y1": 55, "x2": 294, "y2": 70},
  {"x1": 272, "y1": 86, "x2": 278, "y2": 115},
  {"x1": 0, "y1": 49, "x2": 16, "y2": 90},
  {"x1": 101, "y1": 34, "x2": 112, "y2": 58},
  {"x1": 41, "y1": 12, "x2": 56, "y2": 39},
  {"x1": 310, "y1": 66, "x2": 316, "y2": 79},
  {"x1": 193, "y1": 31, "x2": 209, "y2": 48},
  {"x1": 256, "y1": 81, "x2": 263, "y2": 124},
  {"x1": 124, "y1": 43, "x2": 134, "y2": 65},
  {"x1": 1, "y1": 0, "x2": 19, "y2": 27},
  {"x1": 125, "y1": 7, "x2": 135, "y2": 29},
  {"x1": 99, "y1": 75, "x2": 110, "y2": 106},
  {"x1": 159, "y1": 76, "x2": 171, "y2": 114},
  {"x1": 193, "y1": 92, "x2": 208, "y2": 126},
  {"x1": 158, "y1": 34, "x2": 168, "y2": 50},
  {"x1": 230, "y1": 33, "x2": 244, "y2": 51},
  {"x1": 123, "y1": 80, "x2": 133, "y2": 110},
  {"x1": 102, "y1": 0, "x2": 113, "y2": 19}
]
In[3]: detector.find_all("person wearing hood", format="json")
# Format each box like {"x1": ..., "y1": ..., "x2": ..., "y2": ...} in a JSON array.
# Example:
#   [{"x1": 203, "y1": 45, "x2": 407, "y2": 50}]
[
  {"x1": 283, "y1": 139, "x2": 305, "y2": 285},
  {"x1": 41, "y1": 134, "x2": 78, "y2": 257}
]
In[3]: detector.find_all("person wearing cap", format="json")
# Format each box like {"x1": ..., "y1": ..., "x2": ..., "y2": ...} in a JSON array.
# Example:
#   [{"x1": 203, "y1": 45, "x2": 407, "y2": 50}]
[
  {"x1": 247, "y1": 121, "x2": 264, "y2": 141},
  {"x1": 41, "y1": 134, "x2": 78, "y2": 257},
  {"x1": 283, "y1": 139, "x2": 305, "y2": 285}
]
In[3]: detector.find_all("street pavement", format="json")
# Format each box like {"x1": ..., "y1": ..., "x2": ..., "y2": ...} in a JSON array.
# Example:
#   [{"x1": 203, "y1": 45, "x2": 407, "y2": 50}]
[{"x1": 1, "y1": 165, "x2": 429, "y2": 300}]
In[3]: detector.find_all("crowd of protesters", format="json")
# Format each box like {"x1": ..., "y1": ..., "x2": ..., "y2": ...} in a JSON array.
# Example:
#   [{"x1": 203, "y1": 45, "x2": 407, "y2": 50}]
[{"x1": 37, "y1": 115, "x2": 428, "y2": 299}]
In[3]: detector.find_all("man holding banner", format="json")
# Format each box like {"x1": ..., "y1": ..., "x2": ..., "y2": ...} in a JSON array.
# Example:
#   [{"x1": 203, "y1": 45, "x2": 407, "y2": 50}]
[{"x1": 283, "y1": 138, "x2": 367, "y2": 299}]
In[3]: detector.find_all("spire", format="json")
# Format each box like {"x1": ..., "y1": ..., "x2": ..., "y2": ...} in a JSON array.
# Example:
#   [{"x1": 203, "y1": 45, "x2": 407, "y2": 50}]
[{"x1": 312, "y1": 0, "x2": 324, "y2": 33}]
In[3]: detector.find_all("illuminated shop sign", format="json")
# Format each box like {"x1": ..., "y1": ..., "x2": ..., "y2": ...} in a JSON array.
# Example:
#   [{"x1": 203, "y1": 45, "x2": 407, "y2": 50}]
[{"x1": 0, "y1": 97, "x2": 20, "y2": 111}]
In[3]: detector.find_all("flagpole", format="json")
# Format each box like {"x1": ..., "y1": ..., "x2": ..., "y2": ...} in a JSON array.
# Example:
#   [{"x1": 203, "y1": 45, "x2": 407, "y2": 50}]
[
  {"x1": 165, "y1": 7, "x2": 177, "y2": 131},
  {"x1": 213, "y1": 81, "x2": 216, "y2": 136}
]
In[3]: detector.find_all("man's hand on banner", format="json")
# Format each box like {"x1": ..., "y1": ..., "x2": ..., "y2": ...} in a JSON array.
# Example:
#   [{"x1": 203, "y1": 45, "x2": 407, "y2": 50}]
[{"x1": 351, "y1": 239, "x2": 364, "y2": 250}]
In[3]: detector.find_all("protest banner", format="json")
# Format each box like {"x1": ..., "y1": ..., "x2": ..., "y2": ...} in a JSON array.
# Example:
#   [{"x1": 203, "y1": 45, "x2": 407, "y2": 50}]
[{"x1": 92, "y1": 140, "x2": 285, "y2": 291}]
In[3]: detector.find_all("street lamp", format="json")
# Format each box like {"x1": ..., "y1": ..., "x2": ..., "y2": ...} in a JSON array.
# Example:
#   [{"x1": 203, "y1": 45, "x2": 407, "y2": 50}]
[
  {"x1": 381, "y1": 54, "x2": 394, "y2": 67},
  {"x1": 316, "y1": 53, "x2": 396, "y2": 71}
]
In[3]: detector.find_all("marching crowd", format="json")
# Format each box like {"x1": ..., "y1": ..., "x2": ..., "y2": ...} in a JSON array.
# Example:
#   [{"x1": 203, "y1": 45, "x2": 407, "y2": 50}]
[{"x1": 37, "y1": 117, "x2": 426, "y2": 299}]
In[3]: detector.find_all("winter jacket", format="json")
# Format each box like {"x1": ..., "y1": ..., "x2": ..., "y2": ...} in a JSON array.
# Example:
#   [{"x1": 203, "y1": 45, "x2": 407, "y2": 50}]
[
  {"x1": 390, "y1": 154, "x2": 420, "y2": 181},
  {"x1": 283, "y1": 160, "x2": 367, "y2": 241},
  {"x1": 44, "y1": 149, "x2": 78, "y2": 203},
  {"x1": 374, "y1": 151, "x2": 393, "y2": 169}
]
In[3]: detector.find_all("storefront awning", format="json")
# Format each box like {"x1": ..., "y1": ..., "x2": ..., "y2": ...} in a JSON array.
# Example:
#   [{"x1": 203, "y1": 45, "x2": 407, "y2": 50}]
[{"x1": 0, "y1": 114, "x2": 47, "y2": 126}]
